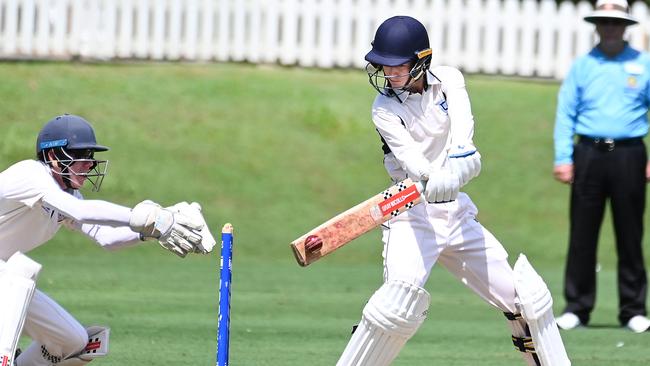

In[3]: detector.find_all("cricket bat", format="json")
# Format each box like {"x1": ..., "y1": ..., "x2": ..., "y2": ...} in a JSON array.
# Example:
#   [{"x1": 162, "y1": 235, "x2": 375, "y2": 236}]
[{"x1": 290, "y1": 178, "x2": 425, "y2": 267}]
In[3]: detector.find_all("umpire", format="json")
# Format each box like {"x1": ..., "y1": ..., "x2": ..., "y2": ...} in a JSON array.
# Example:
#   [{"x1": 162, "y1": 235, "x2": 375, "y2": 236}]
[{"x1": 553, "y1": 0, "x2": 650, "y2": 333}]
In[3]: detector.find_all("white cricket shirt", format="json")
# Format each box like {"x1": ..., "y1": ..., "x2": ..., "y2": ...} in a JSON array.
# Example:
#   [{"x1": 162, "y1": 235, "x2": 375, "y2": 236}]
[
  {"x1": 372, "y1": 66, "x2": 476, "y2": 182},
  {"x1": 0, "y1": 160, "x2": 139, "y2": 260}
]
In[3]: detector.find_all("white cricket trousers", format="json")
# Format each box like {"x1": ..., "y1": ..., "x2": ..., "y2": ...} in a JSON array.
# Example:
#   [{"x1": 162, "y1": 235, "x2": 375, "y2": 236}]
[
  {"x1": 381, "y1": 192, "x2": 518, "y2": 314},
  {"x1": 16, "y1": 289, "x2": 87, "y2": 366}
]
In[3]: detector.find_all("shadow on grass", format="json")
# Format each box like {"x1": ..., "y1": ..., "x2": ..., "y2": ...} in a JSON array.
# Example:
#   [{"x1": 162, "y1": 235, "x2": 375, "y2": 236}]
[{"x1": 585, "y1": 323, "x2": 625, "y2": 330}]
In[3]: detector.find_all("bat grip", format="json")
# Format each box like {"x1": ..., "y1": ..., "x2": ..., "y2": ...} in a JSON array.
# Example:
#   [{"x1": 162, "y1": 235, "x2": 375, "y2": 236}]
[{"x1": 414, "y1": 180, "x2": 425, "y2": 194}]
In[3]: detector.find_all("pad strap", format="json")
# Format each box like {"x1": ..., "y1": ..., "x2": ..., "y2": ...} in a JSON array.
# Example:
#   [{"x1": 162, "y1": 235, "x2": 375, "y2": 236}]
[
  {"x1": 511, "y1": 335, "x2": 536, "y2": 354},
  {"x1": 504, "y1": 312, "x2": 541, "y2": 366},
  {"x1": 513, "y1": 254, "x2": 571, "y2": 366}
]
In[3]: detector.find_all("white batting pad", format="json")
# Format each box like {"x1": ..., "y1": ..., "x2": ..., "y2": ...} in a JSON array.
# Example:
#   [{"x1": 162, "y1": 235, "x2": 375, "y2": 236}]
[
  {"x1": 513, "y1": 254, "x2": 571, "y2": 366},
  {"x1": 337, "y1": 280, "x2": 430, "y2": 366},
  {"x1": 0, "y1": 252, "x2": 42, "y2": 366}
]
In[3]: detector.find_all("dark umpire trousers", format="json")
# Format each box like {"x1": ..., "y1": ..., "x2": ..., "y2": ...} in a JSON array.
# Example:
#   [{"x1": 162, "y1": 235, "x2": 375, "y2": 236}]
[{"x1": 564, "y1": 136, "x2": 648, "y2": 325}]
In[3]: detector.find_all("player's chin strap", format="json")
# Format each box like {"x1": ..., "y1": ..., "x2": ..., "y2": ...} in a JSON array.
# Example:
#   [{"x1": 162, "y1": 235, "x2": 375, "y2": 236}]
[
  {"x1": 389, "y1": 71, "x2": 426, "y2": 104},
  {"x1": 41, "y1": 150, "x2": 75, "y2": 191},
  {"x1": 509, "y1": 254, "x2": 571, "y2": 366},
  {"x1": 367, "y1": 54, "x2": 431, "y2": 104},
  {"x1": 42, "y1": 148, "x2": 107, "y2": 192}
]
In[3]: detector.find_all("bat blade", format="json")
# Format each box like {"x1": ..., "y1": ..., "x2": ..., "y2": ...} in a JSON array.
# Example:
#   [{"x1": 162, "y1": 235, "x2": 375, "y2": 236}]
[{"x1": 290, "y1": 178, "x2": 424, "y2": 266}]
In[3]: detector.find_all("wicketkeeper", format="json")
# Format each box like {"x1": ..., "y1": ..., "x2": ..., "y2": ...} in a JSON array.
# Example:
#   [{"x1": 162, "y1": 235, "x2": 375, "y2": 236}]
[
  {"x1": 0, "y1": 114, "x2": 216, "y2": 365},
  {"x1": 336, "y1": 16, "x2": 570, "y2": 365}
]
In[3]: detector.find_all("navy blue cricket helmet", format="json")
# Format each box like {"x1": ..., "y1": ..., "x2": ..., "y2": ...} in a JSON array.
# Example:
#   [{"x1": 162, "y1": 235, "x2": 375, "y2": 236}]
[
  {"x1": 365, "y1": 16, "x2": 433, "y2": 98},
  {"x1": 37, "y1": 114, "x2": 109, "y2": 154},
  {"x1": 365, "y1": 16, "x2": 431, "y2": 67},
  {"x1": 36, "y1": 114, "x2": 109, "y2": 191}
]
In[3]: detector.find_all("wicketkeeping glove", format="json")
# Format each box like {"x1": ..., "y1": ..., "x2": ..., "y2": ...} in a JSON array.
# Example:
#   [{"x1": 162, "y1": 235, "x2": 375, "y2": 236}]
[
  {"x1": 448, "y1": 147, "x2": 481, "y2": 187},
  {"x1": 129, "y1": 200, "x2": 203, "y2": 258},
  {"x1": 424, "y1": 169, "x2": 461, "y2": 203},
  {"x1": 165, "y1": 201, "x2": 216, "y2": 254}
]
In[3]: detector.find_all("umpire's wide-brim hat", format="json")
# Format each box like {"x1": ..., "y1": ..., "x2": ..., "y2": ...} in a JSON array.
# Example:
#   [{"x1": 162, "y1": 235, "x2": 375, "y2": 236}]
[{"x1": 584, "y1": 0, "x2": 637, "y2": 25}]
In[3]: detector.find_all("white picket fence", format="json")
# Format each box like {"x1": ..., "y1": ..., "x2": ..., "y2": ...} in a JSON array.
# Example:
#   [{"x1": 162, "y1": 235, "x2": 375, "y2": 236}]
[{"x1": 1, "y1": 0, "x2": 650, "y2": 79}]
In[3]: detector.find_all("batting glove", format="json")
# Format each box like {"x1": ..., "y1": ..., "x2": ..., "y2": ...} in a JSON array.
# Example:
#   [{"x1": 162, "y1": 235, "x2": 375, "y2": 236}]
[
  {"x1": 448, "y1": 147, "x2": 481, "y2": 187},
  {"x1": 424, "y1": 169, "x2": 461, "y2": 203}
]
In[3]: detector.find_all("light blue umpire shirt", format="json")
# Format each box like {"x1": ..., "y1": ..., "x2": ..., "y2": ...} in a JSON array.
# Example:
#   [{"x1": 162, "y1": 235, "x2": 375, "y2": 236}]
[{"x1": 554, "y1": 43, "x2": 650, "y2": 165}]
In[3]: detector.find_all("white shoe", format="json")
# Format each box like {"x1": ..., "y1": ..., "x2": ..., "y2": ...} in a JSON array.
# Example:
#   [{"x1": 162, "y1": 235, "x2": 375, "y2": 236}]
[
  {"x1": 626, "y1": 315, "x2": 650, "y2": 333},
  {"x1": 556, "y1": 312, "x2": 582, "y2": 330}
]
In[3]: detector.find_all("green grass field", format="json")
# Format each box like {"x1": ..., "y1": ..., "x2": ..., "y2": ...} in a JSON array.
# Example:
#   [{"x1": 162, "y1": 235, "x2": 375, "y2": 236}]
[{"x1": 1, "y1": 62, "x2": 649, "y2": 365}]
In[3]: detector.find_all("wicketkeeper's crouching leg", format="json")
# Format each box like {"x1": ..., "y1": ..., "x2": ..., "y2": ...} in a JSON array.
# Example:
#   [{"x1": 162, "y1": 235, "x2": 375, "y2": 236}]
[
  {"x1": 507, "y1": 254, "x2": 571, "y2": 366},
  {"x1": 15, "y1": 289, "x2": 109, "y2": 366},
  {"x1": 16, "y1": 326, "x2": 109, "y2": 366},
  {"x1": 337, "y1": 280, "x2": 430, "y2": 366}
]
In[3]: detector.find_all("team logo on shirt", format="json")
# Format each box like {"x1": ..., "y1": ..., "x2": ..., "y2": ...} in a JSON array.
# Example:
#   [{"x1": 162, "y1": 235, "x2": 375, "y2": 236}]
[
  {"x1": 627, "y1": 76, "x2": 638, "y2": 89},
  {"x1": 437, "y1": 100, "x2": 448, "y2": 114},
  {"x1": 42, "y1": 206, "x2": 54, "y2": 218},
  {"x1": 42, "y1": 206, "x2": 66, "y2": 223}
]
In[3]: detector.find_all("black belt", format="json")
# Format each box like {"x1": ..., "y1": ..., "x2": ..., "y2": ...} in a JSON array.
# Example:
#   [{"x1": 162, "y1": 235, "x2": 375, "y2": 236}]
[{"x1": 578, "y1": 135, "x2": 643, "y2": 151}]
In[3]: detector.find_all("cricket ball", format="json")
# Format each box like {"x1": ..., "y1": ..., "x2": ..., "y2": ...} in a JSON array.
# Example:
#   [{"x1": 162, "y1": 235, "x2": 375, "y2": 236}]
[{"x1": 304, "y1": 235, "x2": 323, "y2": 251}]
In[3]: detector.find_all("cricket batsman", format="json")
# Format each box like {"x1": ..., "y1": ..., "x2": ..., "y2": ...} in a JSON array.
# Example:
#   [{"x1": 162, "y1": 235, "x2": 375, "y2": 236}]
[
  {"x1": 0, "y1": 114, "x2": 216, "y2": 365},
  {"x1": 336, "y1": 16, "x2": 570, "y2": 365}
]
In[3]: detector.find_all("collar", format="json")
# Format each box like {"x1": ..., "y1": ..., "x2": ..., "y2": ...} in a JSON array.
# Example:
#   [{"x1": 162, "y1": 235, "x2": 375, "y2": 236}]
[
  {"x1": 591, "y1": 42, "x2": 633, "y2": 61},
  {"x1": 425, "y1": 70, "x2": 442, "y2": 86},
  {"x1": 39, "y1": 160, "x2": 54, "y2": 178}
]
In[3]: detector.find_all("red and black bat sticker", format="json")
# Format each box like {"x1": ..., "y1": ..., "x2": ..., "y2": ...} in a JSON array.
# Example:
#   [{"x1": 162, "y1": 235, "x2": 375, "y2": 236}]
[{"x1": 378, "y1": 184, "x2": 419, "y2": 216}]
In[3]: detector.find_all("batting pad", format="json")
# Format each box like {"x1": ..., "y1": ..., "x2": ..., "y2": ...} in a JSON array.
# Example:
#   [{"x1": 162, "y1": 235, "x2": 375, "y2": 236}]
[
  {"x1": 337, "y1": 280, "x2": 430, "y2": 366},
  {"x1": 0, "y1": 252, "x2": 42, "y2": 365},
  {"x1": 513, "y1": 254, "x2": 571, "y2": 366}
]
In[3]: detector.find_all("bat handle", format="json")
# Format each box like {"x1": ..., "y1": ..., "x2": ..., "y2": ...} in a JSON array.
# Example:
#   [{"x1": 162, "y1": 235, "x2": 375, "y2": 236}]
[{"x1": 414, "y1": 180, "x2": 425, "y2": 194}]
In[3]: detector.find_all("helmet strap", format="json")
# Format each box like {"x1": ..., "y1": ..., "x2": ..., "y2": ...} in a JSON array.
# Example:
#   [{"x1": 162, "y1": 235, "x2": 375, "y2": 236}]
[
  {"x1": 46, "y1": 148, "x2": 77, "y2": 190},
  {"x1": 365, "y1": 58, "x2": 429, "y2": 102}
]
